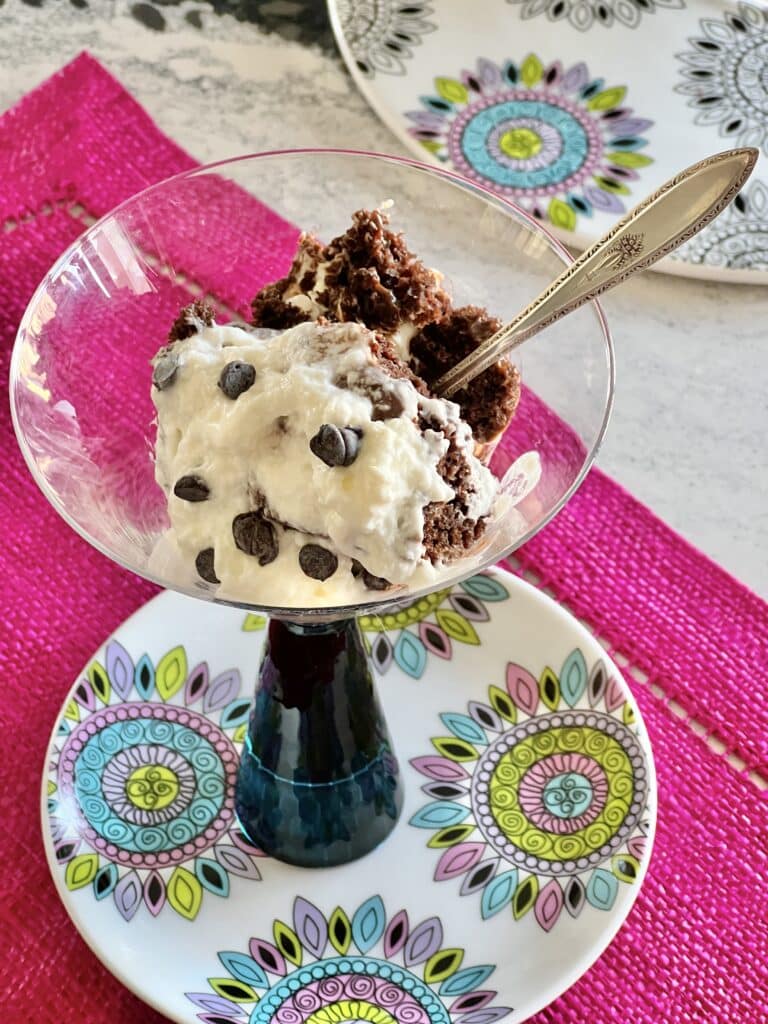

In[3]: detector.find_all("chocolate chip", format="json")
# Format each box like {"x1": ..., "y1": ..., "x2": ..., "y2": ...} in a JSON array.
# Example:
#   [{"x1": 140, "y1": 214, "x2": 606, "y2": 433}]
[
  {"x1": 195, "y1": 548, "x2": 219, "y2": 584},
  {"x1": 232, "y1": 512, "x2": 278, "y2": 565},
  {"x1": 218, "y1": 361, "x2": 256, "y2": 399},
  {"x1": 173, "y1": 475, "x2": 210, "y2": 502},
  {"x1": 309, "y1": 424, "x2": 362, "y2": 467},
  {"x1": 371, "y1": 390, "x2": 404, "y2": 421},
  {"x1": 299, "y1": 544, "x2": 338, "y2": 581},
  {"x1": 351, "y1": 559, "x2": 391, "y2": 591},
  {"x1": 274, "y1": 415, "x2": 290, "y2": 434},
  {"x1": 152, "y1": 352, "x2": 178, "y2": 390}
]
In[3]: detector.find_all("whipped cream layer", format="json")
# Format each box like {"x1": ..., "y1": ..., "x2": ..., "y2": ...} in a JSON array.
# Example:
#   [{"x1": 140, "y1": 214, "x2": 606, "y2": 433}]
[{"x1": 151, "y1": 319, "x2": 497, "y2": 607}]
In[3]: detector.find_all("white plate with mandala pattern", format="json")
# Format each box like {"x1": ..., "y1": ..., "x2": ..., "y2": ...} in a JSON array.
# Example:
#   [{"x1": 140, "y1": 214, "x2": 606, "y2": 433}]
[
  {"x1": 43, "y1": 569, "x2": 655, "y2": 1022},
  {"x1": 328, "y1": 0, "x2": 768, "y2": 283}
]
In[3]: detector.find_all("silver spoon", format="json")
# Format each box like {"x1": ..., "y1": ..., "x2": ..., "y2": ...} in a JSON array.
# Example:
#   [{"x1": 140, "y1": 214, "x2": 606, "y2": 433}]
[{"x1": 436, "y1": 147, "x2": 759, "y2": 398}]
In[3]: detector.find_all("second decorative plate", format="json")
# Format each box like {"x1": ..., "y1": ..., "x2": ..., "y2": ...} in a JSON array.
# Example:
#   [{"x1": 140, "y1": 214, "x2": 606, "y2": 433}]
[
  {"x1": 328, "y1": 0, "x2": 768, "y2": 284},
  {"x1": 43, "y1": 569, "x2": 655, "y2": 1022}
]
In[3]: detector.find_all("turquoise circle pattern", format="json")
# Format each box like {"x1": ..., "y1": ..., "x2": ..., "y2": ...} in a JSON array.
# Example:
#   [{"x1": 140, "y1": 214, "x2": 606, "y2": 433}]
[
  {"x1": 542, "y1": 772, "x2": 594, "y2": 819},
  {"x1": 459, "y1": 99, "x2": 588, "y2": 189},
  {"x1": 74, "y1": 719, "x2": 225, "y2": 852}
]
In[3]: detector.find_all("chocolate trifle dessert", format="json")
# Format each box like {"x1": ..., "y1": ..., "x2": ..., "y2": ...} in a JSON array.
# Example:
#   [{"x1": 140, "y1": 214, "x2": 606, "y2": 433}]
[{"x1": 151, "y1": 210, "x2": 521, "y2": 607}]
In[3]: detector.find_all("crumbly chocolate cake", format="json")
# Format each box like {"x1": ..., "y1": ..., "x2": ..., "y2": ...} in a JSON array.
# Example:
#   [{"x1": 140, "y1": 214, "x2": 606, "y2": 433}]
[
  {"x1": 251, "y1": 209, "x2": 520, "y2": 444},
  {"x1": 410, "y1": 307, "x2": 520, "y2": 445}
]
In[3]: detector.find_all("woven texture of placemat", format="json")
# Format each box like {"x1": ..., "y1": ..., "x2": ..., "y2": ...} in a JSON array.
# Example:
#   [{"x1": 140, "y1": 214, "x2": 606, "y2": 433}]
[{"x1": 1, "y1": 53, "x2": 766, "y2": 1024}]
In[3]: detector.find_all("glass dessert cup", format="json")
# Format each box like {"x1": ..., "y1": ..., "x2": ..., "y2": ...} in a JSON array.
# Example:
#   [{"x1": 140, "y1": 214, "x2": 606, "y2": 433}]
[{"x1": 10, "y1": 150, "x2": 614, "y2": 868}]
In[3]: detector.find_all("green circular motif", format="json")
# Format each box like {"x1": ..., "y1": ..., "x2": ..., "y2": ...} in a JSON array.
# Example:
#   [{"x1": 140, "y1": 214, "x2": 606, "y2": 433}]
[
  {"x1": 499, "y1": 126, "x2": 542, "y2": 159},
  {"x1": 125, "y1": 764, "x2": 180, "y2": 811},
  {"x1": 488, "y1": 726, "x2": 633, "y2": 861}
]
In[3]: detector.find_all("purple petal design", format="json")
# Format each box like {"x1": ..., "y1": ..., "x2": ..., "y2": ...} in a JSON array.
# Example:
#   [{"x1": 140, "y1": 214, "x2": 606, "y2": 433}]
[
  {"x1": 543, "y1": 61, "x2": 563, "y2": 86},
  {"x1": 198, "y1": 1014, "x2": 243, "y2": 1024},
  {"x1": 449, "y1": 594, "x2": 489, "y2": 622},
  {"x1": 535, "y1": 879, "x2": 564, "y2": 932},
  {"x1": 476, "y1": 57, "x2": 502, "y2": 90},
  {"x1": 143, "y1": 871, "x2": 166, "y2": 917},
  {"x1": 422, "y1": 781, "x2": 468, "y2": 800},
  {"x1": 54, "y1": 838, "x2": 79, "y2": 862},
  {"x1": 371, "y1": 633, "x2": 393, "y2": 674},
  {"x1": 450, "y1": 992, "x2": 497, "y2": 1014},
  {"x1": 411, "y1": 128, "x2": 443, "y2": 142},
  {"x1": 186, "y1": 993, "x2": 244, "y2": 1016},
  {"x1": 459, "y1": 859, "x2": 499, "y2": 897},
  {"x1": 608, "y1": 117, "x2": 654, "y2": 136},
  {"x1": 419, "y1": 621, "x2": 452, "y2": 660},
  {"x1": 564, "y1": 877, "x2": 586, "y2": 918},
  {"x1": 562, "y1": 61, "x2": 589, "y2": 92},
  {"x1": 461, "y1": 69, "x2": 483, "y2": 94},
  {"x1": 458, "y1": 1009, "x2": 513, "y2": 1024},
  {"x1": 204, "y1": 670, "x2": 241, "y2": 713},
  {"x1": 249, "y1": 938, "x2": 287, "y2": 977},
  {"x1": 214, "y1": 845, "x2": 262, "y2": 881},
  {"x1": 114, "y1": 871, "x2": 142, "y2": 922},
  {"x1": 601, "y1": 106, "x2": 630, "y2": 123},
  {"x1": 73, "y1": 680, "x2": 96, "y2": 711},
  {"x1": 230, "y1": 829, "x2": 265, "y2": 857},
  {"x1": 410, "y1": 756, "x2": 469, "y2": 781},
  {"x1": 405, "y1": 111, "x2": 448, "y2": 131},
  {"x1": 293, "y1": 897, "x2": 328, "y2": 958},
  {"x1": 468, "y1": 702, "x2": 502, "y2": 733},
  {"x1": 506, "y1": 663, "x2": 539, "y2": 715},
  {"x1": 583, "y1": 185, "x2": 625, "y2": 214},
  {"x1": 49, "y1": 818, "x2": 66, "y2": 844},
  {"x1": 106, "y1": 640, "x2": 134, "y2": 699},
  {"x1": 404, "y1": 917, "x2": 443, "y2": 966},
  {"x1": 588, "y1": 662, "x2": 608, "y2": 706},
  {"x1": 435, "y1": 842, "x2": 485, "y2": 881},
  {"x1": 605, "y1": 676, "x2": 625, "y2": 712},
  {"x1": 384, "y1": 910, "x2": 409, "y2": 957},
  {"x1": 185, "y1": 662, "x2": 210, "y2": 706},
  {"x1": 605, "y1": 165, "x2": 640, "y2": 182},
  {"x1": 628, "y1": 836, "x2": 647, "y2": 860}
]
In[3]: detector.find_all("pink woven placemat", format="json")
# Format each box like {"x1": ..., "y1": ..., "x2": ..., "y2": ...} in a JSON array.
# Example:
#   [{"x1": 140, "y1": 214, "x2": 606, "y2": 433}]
[{"x1": 1, "y1": 54, "x2": 766, "y2": 1024}]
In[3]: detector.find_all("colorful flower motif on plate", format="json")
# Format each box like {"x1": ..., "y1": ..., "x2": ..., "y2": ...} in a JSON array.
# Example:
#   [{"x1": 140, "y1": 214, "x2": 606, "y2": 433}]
[
  {"x1": 676, "y1": 1, "x2": 768, "y2": 154},
  {"x1": 335, "y1": 0, "x2": 437, "y2": 77},
  {"x1": 47, "y1": 642, "x2": 263, "y2": 922},
  {"x1": 359, "y1": 573, "x2": 510, "y2": 680},
  {"x1": 409, "y1": 649, "x2": 651, "y2": 932},
  {"x1": 186, "y1": 894, "x2": 513, "y2": 1024},
  {"x1": 406, "y1": 54, "x2": 655, "y2": 232},
  {"x1": 506, "y1": 0, "x2": 685, "y2": 32}
]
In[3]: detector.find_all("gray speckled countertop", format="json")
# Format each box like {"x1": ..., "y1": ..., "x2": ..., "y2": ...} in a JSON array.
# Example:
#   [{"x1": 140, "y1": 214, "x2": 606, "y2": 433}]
[{"x1": 2, "y1": 0, "x2": 766, "y2": 597}]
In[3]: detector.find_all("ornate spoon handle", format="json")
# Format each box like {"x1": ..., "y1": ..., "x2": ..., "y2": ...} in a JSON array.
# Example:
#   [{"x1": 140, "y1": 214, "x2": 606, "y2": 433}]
[{"x1": 436, "y1": 147, "x2": 758, "y2": 398}]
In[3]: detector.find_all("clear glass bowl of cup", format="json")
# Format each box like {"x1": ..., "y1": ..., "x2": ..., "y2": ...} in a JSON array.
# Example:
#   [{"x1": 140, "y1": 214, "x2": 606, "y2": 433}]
[{"x1": 10, "y1": 150, "x2": 614, "y2": 867}]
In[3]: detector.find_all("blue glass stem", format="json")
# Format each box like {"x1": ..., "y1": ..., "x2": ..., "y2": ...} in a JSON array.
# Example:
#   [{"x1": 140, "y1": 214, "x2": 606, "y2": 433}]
[{"x1": 235, "y1": 617, "x2": 403, "y2": 867}]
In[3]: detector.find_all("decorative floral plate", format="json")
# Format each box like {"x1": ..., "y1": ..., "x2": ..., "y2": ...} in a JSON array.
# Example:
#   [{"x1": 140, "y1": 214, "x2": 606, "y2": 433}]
[
  {"x1": 328, "y1": 0, "x2": 768, "y2": 284},
  {"x1": 42, "y1": 569, "x2": 656, "y2": 1023}
]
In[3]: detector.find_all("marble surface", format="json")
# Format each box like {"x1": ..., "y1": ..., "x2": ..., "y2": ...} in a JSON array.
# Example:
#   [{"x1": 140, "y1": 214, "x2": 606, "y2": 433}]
[{"x1": 1, "y1": 0, "x2": 766, "y2": 598}]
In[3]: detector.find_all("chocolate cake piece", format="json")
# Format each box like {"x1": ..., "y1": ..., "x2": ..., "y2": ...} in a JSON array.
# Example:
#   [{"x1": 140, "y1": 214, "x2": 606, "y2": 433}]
[
  {"x1": 167, "y1": 299, "x2": 216, "y2": 343},
  {"x1": 251, "y1": 209, "x2": 450, "y2": 334},
  {"x1": 251, "y1": 211, "x2": 520, "y2": 445},
  {"x1": 409, "y1": 306, "x2": 521, "y2": 445}
]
